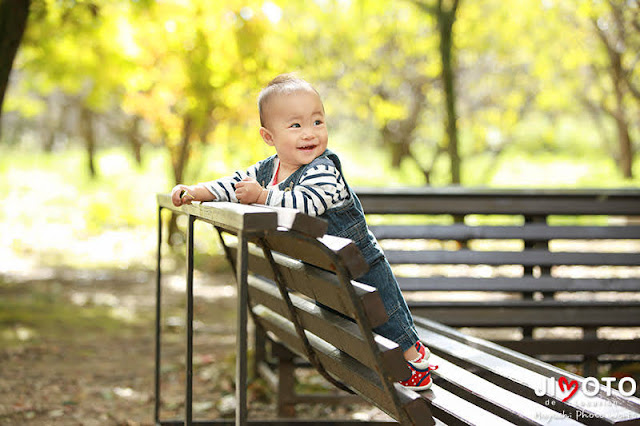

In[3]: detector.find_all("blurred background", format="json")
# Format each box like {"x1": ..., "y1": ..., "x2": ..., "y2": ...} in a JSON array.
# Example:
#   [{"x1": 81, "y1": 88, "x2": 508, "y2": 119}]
[
  {"x1": 1, "y1": 0, "x2": 639, "y2": 271},
  {"x1": 0, "y1": 0, "x2": 639, "y2": 424}
]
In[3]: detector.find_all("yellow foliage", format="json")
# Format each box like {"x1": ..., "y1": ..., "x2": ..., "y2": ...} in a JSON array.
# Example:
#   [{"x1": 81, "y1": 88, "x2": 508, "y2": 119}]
[
  {"x1": 7, "y1": 0, "x2": 639, "y2": 186},
  {"x1": 370, "y1": 96, "x2": 407, "y2": 123}
]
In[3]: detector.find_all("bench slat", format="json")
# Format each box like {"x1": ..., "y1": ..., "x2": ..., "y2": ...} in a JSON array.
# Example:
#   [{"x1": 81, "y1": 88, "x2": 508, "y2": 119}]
[
  {"x1": 397, "y1": 276, "x2": 640, "y2": 292},
  {"x1": 370, "y1": 224, "x2": 640, "y2": 241},
  {"x1": 362, "y1": 196, "x2": 637, "y2": 215},
  {"x1": 414, "y1": 318, "x2": 640, "y2": 424},
  {"x1": 251, "y1": 305, "x2": 433, "y2": 425},
  {"x1": 409, "y1": 301, "x2": 640, "y2": 327},
  {"x1": 429, "y1": 355, "x2": 583, "y2": 425},
  {"x1": 254, "y1": 204, "x2": 328, "y2": 237},
  {"x1": 157, "y1": 195, "x2": 278, "y2": 233},
  {"x1": 227, "y1": 242, "x2": 388, "y2": 328},
  {"x1": 385, "y1": 249, "x2": 640, "y2": 267},
  {"x1": 422, "y1": 385, "x2": 516, "y2": 426},
  {"x1": 357, "y1": 188, "x2": 640, "y2": 216},
  {"x1": 416, "y1": 317, "x2": 640, "y2": 414},
  {"x1": 260, "y1": 231, "x2": 370, "y2": 278},
  {"x1": 247, "y1": 275, "x2": 409, "y2": 381},
  {"x1": 496, "y1": 338, "x2": 640, "y2": 357}
]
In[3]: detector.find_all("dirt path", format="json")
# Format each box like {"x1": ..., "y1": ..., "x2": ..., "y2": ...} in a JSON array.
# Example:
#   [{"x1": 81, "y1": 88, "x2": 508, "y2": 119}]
[
  {"x1": 0, "y1": 267, "x2": 239, "y2": 426},
  {"x1": 0, "y1": 267, "x2": 383, "y2": 425}
]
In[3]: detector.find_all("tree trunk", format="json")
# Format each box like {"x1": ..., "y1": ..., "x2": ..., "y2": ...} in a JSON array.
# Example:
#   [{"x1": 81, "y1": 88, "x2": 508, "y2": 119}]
[
  {"x1": 129, "y1": 115, "x2": 143, "y2": 166},
  {"x1": 613, "y1": 94, "x2": 633, "y2": 179},
  {"x1": 592, "y1": 13, "x2": 634, "y2": 179},
  {"x1": 42, "y1": 95, "x2": 59, "y2": 152},
  {"x1": 80, "y1": 107, "x2": 97, "y2": 178},
  {"x1": 380, "y1": 79, "x2": 426, "y2": 170},
  {"x1": 168, "y1": 115, "x2": 194, "y2": 245},
  {"x1": 0, "y1": 0, "x2": 31, "y2": 141},
  {"x1": 611, "y1": 49, "x2": 633, "y2": 179},
  {"x1": 412, "y1": 0, "x2": 461, "y2": 185},
  {"x1": 437, "y1": 0, "x2": 460, "y2": 184},
  {"x1": 173, "y1": 116, "x2": 193, "y2": 185}
]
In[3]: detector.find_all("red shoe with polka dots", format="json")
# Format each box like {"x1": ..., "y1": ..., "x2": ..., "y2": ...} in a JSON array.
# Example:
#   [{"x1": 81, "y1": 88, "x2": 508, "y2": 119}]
[{"x1": 399, "y1": 341, "x2": 438, "y2": 391}]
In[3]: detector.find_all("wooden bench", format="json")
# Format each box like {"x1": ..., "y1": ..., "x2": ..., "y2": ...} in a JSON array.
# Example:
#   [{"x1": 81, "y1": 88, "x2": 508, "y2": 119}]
[
  {"x1": 155, "y1": 194, "x2": 640, "y2": 425},
  {"x1": 155, "y1": 195, "x2": 430, "y2": 425},
  {"x1": 356, "y1": 187, "x2": 640, "y2": 377}
]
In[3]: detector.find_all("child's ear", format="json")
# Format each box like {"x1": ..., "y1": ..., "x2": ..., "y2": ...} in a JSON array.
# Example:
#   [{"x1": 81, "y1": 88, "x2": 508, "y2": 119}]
[{"x1": 260, "y1": 127, "x2": 274, "y2": 146}]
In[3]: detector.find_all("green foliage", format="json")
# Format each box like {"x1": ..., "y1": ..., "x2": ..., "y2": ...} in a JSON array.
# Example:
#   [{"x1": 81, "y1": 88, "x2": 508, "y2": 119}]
[
  {"x1": 15, "y1": 0, "x2": 134, "y2": 111},
  {"x1": 2, "y1": 0, "x2": 639, "y2": 186}
]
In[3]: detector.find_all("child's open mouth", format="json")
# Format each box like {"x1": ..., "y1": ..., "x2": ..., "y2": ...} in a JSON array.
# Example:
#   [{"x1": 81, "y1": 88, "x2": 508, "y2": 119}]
[{"x1": 298, "y1": 144, "x2": 317, "y2": 151}]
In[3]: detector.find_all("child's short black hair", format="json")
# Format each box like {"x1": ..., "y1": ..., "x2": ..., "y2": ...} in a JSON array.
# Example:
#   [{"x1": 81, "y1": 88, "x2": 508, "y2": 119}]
[{"x1": 258, "y1": 73, "x2": 321, "y2": 127}]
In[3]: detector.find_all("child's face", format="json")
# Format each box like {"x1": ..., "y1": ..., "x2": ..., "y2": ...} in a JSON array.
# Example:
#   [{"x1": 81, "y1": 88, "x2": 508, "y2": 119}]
[{"x1": 260, "y1": 90, "x2": 328, "y2": 171}]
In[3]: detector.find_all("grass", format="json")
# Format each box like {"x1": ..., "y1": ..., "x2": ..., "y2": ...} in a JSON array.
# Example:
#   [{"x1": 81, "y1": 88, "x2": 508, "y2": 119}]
[
  {"x1": 0, "y1": 280, "x2": 139, "y2": 347},
  {"x1": 0, "y1": 145, "x2": 170, "y2": 270}
]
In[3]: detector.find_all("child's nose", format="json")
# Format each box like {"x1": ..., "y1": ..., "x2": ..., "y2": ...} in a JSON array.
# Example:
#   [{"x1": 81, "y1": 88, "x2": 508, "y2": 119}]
[{"x1": 302, "y1": 128, "x2": 314, "y2": 139}]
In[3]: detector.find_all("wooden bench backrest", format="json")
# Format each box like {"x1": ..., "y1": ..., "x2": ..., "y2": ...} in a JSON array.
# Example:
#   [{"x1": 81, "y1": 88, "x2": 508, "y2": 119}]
[
  {"x1": 357, "y1": 188, "x2": 640, "y2": 296},
  {"x1": 216, "y1": 205, "x2": 433, "y2": 425}
]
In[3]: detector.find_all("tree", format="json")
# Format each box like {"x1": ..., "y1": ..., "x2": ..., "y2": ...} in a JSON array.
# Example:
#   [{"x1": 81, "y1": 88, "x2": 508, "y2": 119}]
[
  {"x1": 0, "y1": 0, "x2": 30, "y2": 140},
  {"x1": 586, "y1": 0, "x2": 639, "y2": 178},
  {"x1": 550, "y1": 0, "x2": 639, "y2": 179},
  {"x1": 10, "y1": 0, "x2": 139, "y2": 176},
  {"x1": 280, "y1": 0, "x2": 555, "y2": 186},
  {"x1": 122, "y1": 1, "x2": 276, "y2": 186},
  {"x1": 288, "y1": 0, "x2": 462, "y2": 185},
  {"x1": 412, "y1": 0, "x2": 461, "y2": 184},
  {"x1": 454, "y1": 0, "x2": 550, "y2": 183},
  {"x1": 120, "y1": 1, "x2": 279, "y2": 240},
  {"x1": 277, "y1": 0, "x2": 445, "y2": 184}
]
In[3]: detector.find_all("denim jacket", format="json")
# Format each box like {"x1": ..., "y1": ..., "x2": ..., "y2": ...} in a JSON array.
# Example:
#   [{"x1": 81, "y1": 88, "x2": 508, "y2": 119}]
[{"x1": 255, "y1": 149, "x2": 384, "y2": 265}]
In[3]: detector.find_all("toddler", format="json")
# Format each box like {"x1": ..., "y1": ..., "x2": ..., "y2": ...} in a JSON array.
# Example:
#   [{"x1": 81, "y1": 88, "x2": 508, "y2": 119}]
[{"x1": 171, "y1": 73, "x2": 436, "y2": 390}]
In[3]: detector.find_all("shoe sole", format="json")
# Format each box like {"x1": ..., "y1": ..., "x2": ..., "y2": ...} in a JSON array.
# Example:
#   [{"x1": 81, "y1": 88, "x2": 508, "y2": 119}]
[{"x1": 402, "y1": 380, "x2": 433, "y2": 391}]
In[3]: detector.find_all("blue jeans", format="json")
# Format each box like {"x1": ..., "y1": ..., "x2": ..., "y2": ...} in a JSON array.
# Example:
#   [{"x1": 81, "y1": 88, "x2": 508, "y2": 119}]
[{"x1": 358, "y1": 257, "x2": 419, "y2": 352}]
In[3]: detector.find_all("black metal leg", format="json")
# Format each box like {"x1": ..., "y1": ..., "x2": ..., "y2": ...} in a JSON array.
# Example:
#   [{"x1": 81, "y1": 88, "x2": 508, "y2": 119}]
[
  {"x1": 236, "y1": 234, "x2": 249, "y2": 426},
  {"x1": 275, "y1": 345, "x2": 296, "y2": 418},
  {"x1": 253, "y1": 324, "x2": 266, "y2": 380},
  {"x1": 155, "y1": 207, "x2": 163, "y2": 424},
  {"x1": 186, "y1": 215, "x2": 196, "y2": 426},
  {"x1": 583, "y1": 327, "x2": 598, "y2": 378}
]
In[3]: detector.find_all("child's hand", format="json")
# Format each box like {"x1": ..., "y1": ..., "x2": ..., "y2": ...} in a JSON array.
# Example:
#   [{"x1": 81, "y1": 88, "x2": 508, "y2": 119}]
[
  {"x1": 234, "y1": 178, "x2": 266, "y2": 205},
  {"x1": 171, "y1": 184, "x2": 196, "y2": 206}
]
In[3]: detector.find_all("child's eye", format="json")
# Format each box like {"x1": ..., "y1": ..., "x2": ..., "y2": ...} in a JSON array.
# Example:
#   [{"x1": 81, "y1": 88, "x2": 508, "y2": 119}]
[
  {"x1": 290, "y1": 123, "x2": 301, "y2": 128},
  {"x1": 314, "y1": 120, "x2": 323, "y2": 126}
]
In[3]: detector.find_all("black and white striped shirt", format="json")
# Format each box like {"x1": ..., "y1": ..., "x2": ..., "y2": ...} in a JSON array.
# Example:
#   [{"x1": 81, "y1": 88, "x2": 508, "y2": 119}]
[{"x1": 201, "y1": 159, "x2": 349, "y2": 216}]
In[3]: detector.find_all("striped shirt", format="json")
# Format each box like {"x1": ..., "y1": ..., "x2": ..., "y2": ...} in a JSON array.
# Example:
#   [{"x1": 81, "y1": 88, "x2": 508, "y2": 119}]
[{"x1": 201, "y1": 158, "x2": 349, "y2": 216}]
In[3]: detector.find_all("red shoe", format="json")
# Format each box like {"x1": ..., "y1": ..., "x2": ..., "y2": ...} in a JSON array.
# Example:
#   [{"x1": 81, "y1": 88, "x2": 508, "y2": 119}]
[
  {"x1": 414, "y1": 341, "x2": 430, "y2": 362},
  {"x1": 399, "y1": 361, "x2": 438, "y2": 391}
]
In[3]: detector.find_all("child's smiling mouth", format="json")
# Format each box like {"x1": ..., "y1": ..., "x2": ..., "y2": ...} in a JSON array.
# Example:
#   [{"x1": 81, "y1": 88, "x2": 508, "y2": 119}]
[{"x1": 298, "y1": 144, "x2": 317, "y2": 151}]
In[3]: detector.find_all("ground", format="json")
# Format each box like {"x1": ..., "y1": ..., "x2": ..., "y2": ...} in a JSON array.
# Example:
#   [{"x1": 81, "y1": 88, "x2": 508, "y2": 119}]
[
  {"x1": 3, "y1": 243, "x2": 638, "y2": 425},
  {"x1": 0, "y1": 266, "x2": 389, "y2": 426}
]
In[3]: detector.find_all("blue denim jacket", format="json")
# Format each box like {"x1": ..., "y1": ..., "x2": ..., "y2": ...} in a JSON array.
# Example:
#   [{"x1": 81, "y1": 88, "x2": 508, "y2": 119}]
[{"x1": 255, "y1": 149, "x2": 384, "y2": 266}]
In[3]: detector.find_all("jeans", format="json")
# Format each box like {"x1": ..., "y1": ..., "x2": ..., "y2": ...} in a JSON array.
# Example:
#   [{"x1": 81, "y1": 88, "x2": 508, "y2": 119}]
[{"x1": 358, "y1": 256, "x2": 419, "y2": 353}]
